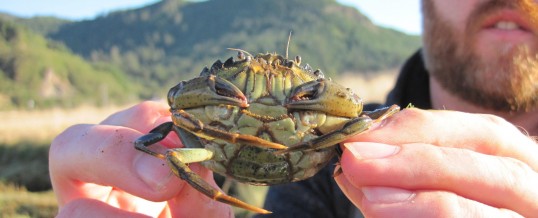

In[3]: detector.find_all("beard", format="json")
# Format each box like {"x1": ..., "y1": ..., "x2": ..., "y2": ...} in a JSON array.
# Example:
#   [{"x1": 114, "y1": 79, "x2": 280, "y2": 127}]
[{"x1": 422, "y1": 0, "x2": 538, "y2": 112}]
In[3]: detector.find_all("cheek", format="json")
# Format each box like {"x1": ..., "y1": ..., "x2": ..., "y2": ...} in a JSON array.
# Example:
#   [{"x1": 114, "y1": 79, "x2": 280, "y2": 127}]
[{"x1": 428, "y1": 0, "x2": 476, "y2": 33}]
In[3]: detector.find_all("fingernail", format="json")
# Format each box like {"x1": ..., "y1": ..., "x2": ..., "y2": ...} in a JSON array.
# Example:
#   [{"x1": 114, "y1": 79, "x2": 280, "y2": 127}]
[
  {"x1": 134, "y1": 151, "x2": 172, "y2": 191},
  {"x1": 362, "y1": 187, "x2": 415, "y2": 204},
  {"x1": 344, "y1": 142, "x2": 399, "y2": 159}
]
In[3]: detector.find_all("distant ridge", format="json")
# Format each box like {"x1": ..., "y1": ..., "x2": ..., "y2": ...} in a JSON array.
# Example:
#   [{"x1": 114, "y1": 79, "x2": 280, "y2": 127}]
[
  {"x1": 1, "y1": 0, "x2": 420, "y2": 108},
  {"x1": 48, "y1": 0, "x2": 420, "y2": 89}
]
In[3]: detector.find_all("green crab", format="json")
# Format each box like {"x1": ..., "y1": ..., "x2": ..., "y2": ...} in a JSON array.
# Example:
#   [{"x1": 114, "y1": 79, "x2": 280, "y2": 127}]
[{"x1": 135, "y1": 50, "x2": 399, "y2": 213}]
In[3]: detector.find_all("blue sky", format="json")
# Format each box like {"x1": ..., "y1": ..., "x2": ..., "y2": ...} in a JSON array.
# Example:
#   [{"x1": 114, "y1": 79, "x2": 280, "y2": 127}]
[{"x1": 0, "y1": 0, "x2": 422, "y2": 35}]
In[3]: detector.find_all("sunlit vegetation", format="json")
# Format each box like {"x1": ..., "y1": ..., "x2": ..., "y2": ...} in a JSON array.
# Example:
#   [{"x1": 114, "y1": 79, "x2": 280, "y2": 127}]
[
  {"x1": 0, "y1": 19, "x2": 137, "y2": 109},
  {"x1": 0, "y1": 143, "x2": 57, "y2": 217},
  {"x1": 32, "y1": 0, "x2": 418, "y2": 101}
]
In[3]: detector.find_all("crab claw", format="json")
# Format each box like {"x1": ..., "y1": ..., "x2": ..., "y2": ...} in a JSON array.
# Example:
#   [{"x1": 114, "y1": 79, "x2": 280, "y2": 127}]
[
  {"x1": 285, "y1": 78, "x2": 363, "y2": 117},
  {"x1": 168, "y1": 75, "x2": 248, "y2": 110}
]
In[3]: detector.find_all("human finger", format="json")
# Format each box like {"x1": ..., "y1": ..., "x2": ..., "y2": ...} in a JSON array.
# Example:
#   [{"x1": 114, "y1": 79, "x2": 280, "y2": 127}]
[
  {"x1": 339, "y1": 142, "x2": 538, "y2": 217},
  {"x1": 99, "y1": 101, "x2": 182, "y2": 148},
  {"x1": 57, "y1": 198, "x2": 155, "y2": 218},
  {"x1": 352, "y1": 108, "x2": 538, "y2": 170},
  {"x1": 100, "y1": 101, "x2": 171, "y2": 133},
  {"x1": 167, "y1": 164, "x2": 234, "y2": 218},
  {"x1": 333, "y1": 176, "x2": 523, "y2": 218},
  {"x1": 49, "y1": 123, "x2": 184, "y2": 206}
]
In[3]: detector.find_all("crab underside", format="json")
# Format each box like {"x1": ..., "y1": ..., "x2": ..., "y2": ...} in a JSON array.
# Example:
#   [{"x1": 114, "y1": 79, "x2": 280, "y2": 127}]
[{"x1": 135, "y1": 50, "x2": 400, "y2": 214}]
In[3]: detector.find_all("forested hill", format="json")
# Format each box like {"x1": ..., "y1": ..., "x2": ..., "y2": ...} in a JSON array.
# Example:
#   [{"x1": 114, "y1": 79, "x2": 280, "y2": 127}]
[
  {"x1": 47, "y1": 0, "x2": 420, "y2": 91},
  {"x1": 2, "y1": 0, "x2": 421, "y2": 109},
  {"x1": 0, "y1": 18, "x2": 136, "y2": 109}
]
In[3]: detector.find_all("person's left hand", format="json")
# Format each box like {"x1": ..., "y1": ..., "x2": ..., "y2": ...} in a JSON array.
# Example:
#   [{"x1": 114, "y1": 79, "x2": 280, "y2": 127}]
[
  {"x1": 49, "y1": 101, "x2": 234, "y2": 217},
  {"x1": 334, "y1": 108, "x2": 538, "y2": 217}
]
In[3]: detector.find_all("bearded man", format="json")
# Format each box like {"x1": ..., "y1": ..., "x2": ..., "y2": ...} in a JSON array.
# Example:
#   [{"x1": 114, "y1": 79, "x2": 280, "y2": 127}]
[
  {"x1": 262, "y1": 0, "x2": 538, "y2": 217},
  {"x1": 50, "y1": 0, "x2": 538, "y2": 217}
]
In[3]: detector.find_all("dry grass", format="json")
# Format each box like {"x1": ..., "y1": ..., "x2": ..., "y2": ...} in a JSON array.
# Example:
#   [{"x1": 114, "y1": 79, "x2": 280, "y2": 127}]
[
  {"x1": 0, "y1": 105, "x2": 132, "y2": 145},
  {"x1": 0, "y1": 181, "x2": 58, "y2": 217},
  {"x1": 0, "y1": 72, "x2": 397, "y2": 145},
  {"x1": 334, "y1": 69, "x2": 398, "y2": 104}
]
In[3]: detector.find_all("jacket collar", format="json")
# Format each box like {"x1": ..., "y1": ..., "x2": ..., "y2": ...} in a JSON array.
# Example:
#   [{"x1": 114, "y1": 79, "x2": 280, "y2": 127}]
[{"x1": 385, "y1": 49, "x2": 432, "y2": 109}]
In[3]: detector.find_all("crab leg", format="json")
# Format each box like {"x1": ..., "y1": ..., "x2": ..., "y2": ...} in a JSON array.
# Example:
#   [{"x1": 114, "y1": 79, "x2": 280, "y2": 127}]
[
  {"x1": 134, "y1": 122, "x2": 175, "y2": 159},
  {"x1": 274, "y1": 116, "x2": 372, "y2": 155},
  {"x1": 135, "y1": 122, "x2": 271, "y2": 214},
  {"x1": 166, "y1": 150, "x2": 271, "y2": 214},
  {"x1": 363, "y1": 104, "x2": 401, "y2": 121},
  {"x1": 276, "y1": 105, "x2": 400, "y2": 155},
  {"x1": 173, "y1": 109, "x2": 287, "y2": 150}
]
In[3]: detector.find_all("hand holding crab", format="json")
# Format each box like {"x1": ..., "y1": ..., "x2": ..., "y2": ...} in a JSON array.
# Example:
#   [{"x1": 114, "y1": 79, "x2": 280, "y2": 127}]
[
  {"x1": 335, "y1": 109, "x2": 538, "y2": 217},
  {"x1": 50, "y1": 101, "x2": 235, "y2": 217}
]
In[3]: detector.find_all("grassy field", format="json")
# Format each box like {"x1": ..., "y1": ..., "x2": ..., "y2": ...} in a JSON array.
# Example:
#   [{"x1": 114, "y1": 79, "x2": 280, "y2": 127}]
[
  {"x1": 1, "y1": 70, "x2": 397, "y2": 144},
  {"x1": 335, "y1": 70, "x2": 398, "y2": 104},
  {"x1": 0, "y1": 105, "x2": 129, "y2": 145},
  {"x1": 0, "y1": 72, "x2": 397, "y2": 217},
  {"x1": 0, "y1": 182, "x2": 57, "y2": 217}
]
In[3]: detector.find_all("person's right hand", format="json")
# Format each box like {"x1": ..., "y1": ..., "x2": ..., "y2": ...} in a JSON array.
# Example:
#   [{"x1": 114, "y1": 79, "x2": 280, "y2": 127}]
[
  {"x1": 49, "y1": 101, "x2": 234, "y2": 218},
  {"x1": 335, "y1": 108, "x2": 538, "y2": 217}
]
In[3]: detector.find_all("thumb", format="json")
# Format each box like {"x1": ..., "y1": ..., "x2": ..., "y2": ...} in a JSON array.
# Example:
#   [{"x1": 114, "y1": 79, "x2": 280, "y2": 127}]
[{"x1": 58, "y1": 198, "x2": 152, "y2": 218}]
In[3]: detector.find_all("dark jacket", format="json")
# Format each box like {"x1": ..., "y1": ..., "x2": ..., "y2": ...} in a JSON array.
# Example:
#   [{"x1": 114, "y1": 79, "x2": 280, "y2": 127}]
[{"x1": 256, "y1": 49, "x2": 431, "y2": 218}]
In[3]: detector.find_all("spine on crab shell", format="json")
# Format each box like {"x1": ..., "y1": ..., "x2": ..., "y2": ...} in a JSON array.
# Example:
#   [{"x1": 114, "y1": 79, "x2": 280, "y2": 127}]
[
  {"x1": 210, "y1": 59, "x2": 224, "y2": 74},
  {"x1": 199, "y1": 66, "x2": 210, "y2": 76},
  {"x1": 223, "y1": 57, "x2": 235, "y2": 68}
]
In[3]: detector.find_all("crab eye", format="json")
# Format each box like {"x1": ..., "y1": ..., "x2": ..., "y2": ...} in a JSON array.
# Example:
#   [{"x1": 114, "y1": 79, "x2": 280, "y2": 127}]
[{"x1": 295, "y1": 55, "x2": 301, "y2": 65}]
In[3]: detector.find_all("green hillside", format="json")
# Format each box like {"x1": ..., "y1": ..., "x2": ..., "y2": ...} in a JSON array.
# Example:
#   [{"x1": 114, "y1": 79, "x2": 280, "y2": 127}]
[
  {"x1": 1, "y1": 0, "x2": 421, "y2": 108},
  {"x1": 0, "y1": 18, "x2": 136, "y2": 109},
  {"x1": 48, "y1": 0, "x2": 420, "y2": 96},
  {"x1": 0, "y1": 13, "x2": 71, "y2": 35}
]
